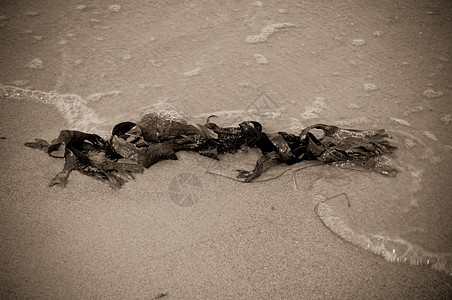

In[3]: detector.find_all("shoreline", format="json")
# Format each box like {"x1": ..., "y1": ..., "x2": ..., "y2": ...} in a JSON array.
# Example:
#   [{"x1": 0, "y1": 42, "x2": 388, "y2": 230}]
[{"x1": 1, "y1": 0, "x2": 451, "y2": 297}]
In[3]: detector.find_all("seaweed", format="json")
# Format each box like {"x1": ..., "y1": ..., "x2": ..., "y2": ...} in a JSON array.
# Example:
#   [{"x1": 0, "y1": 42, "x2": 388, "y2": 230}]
[{"x1": 24, "y1": 113, "x2": 398, "y2": 188}]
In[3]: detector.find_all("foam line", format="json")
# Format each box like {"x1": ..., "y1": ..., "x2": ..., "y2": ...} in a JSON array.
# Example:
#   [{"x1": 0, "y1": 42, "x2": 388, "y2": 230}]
[
  {"x1": 0, "y1": 84, "x2": 119, "y2": 136},
  {"x1": 315, "y1": 201, "x2": 452, "y2": 275}
]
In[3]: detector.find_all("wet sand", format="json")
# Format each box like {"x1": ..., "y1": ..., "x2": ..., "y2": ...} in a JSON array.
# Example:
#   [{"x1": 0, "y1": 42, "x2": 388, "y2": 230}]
[
  {"x1": 1, "y1": 0, "x2": 452, "y2": 299},
  {"x1": 1, "y1": 98, "x2": 451, "y2": 299}
]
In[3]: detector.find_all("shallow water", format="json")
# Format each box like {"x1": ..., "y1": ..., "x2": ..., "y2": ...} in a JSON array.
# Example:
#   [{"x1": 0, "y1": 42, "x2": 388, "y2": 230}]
[{"x1": 1, "y1": 0, "x2": 451, "y2": 275}]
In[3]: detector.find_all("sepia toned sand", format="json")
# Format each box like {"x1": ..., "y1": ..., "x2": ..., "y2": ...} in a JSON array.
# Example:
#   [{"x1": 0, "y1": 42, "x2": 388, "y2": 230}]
[
  {"x1": 1, "y1": 0, "x2": 452, "y2": 299},
  {"x1": 0, "y1": 97, "x2": 451, "y2": 299}
]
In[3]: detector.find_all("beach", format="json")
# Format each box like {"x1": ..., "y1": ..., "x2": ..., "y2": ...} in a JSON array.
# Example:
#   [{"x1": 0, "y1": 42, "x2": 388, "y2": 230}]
[{"x1": 1, "y1": 0, "x2": 452, "y2": 299}]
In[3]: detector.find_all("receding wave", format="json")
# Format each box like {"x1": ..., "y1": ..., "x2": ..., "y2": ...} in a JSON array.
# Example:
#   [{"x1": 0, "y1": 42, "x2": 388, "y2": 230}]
[
  {"x1": 315, "y1": 199, "x2": 451, "y2": 275},
  {"x1": 0, "y1": 84, "x2": 119, "y2": 137},
  {"x1": 312, "y1": 126, "x2": 452, "y2": 276}
]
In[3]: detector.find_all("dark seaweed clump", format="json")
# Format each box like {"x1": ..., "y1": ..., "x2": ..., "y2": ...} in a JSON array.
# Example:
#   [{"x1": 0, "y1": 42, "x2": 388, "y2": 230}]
[{"x1": 24, "y1": 113, "x2": 397, "y2": 188}]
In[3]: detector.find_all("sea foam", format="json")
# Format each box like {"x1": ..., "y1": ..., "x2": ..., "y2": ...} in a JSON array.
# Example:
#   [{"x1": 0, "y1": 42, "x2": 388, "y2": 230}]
[
  {"x1": 246, "y1": 22, "x2": 296, "y2": 44},
  {"x1": 0, "y1": 84, "x2": 119, "y2": 137},
  {"x1": 315, "y1": 201, "x2": 452, "y2": 275}
]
